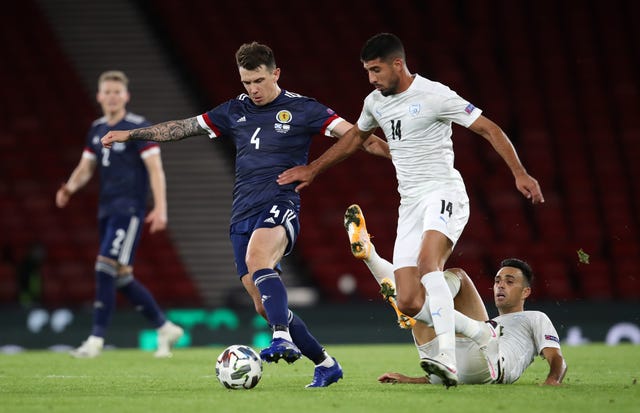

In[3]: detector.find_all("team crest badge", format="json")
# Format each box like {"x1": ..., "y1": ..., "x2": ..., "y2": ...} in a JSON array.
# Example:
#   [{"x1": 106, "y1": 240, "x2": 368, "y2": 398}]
[
  {"x1": 276, "y1": 110, "x2": 292, "y2": 123},
  {"x1": 409, "y1": 103, "x2": 421, "y2": 116}
]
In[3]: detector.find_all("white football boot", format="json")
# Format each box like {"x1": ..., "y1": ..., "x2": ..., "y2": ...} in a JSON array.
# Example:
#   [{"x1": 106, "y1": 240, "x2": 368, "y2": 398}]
[
  {"x1": 478, "y1": 320, "x2": 503, "y2": 382},
  {"x1": 155, "y1": 321, "x2": 184, "y2": 358},
  {"x1": 420, "y1": 352, "x2": 459, "y2": 388},
  {"x1": 70, "y1": 335, "x2": 104, "y2": 358}
]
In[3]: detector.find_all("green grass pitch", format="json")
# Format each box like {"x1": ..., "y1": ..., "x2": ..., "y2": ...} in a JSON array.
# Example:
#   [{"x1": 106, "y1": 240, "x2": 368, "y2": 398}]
[{"x1": 1, "y1": 343, "x2": 637, "y2": 413}]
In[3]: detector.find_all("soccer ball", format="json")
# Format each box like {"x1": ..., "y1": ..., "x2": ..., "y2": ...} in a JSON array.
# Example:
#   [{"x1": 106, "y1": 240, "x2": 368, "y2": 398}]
[{"x1": 215, "y1": 345, "x2": 263, "y2": 389}]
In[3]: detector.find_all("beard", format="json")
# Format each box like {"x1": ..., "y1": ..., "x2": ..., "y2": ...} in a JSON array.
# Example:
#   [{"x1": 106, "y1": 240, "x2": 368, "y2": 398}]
[{"x1": 379, "y1": 76, "x2": 400, "y2": 96}]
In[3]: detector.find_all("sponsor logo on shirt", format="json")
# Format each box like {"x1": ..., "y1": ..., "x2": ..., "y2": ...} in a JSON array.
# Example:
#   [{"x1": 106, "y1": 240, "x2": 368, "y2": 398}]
[
  {"x1": 545, "y1": 334, "x2": 560, "y2": 343},
  {"x1": 464, "y1": 103, "x2": 475, "y2": 114},
  {"x1": 112, "y1": 142, "x2": 126, "y2": 152},
  {"x1": 274, "y1": 123, "x2": 291, "y2": 134},
  {"x1": 237, "y1": 116, "x2": 246, "y2": 123}
]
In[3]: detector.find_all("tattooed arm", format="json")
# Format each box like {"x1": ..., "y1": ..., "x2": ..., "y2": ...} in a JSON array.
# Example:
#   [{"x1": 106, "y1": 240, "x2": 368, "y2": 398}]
[{"x1": 101, "y1": 117, "x2": 205, "y2": 148}]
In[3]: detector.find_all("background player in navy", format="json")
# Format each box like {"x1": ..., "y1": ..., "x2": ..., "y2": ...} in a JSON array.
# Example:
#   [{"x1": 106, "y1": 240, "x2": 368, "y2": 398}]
[
  {"x1": 101, "y1": 43, "x2": 390, "y2": 387},
  {"x1": 56, "y1": 70, "x2": 183, "y2": 358}
]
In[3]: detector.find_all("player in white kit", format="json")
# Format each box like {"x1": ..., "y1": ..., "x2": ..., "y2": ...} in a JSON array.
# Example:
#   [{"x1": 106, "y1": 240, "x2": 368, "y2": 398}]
[
  {"x1": 343, "y1": 205, "x2": 566, "y2": 385},
  {"x1": 376, "y1": 257, "x2": 567, "y2": 385},
  {"x1": 277, "y1": 33, "x2": 544, "y2": 386}
]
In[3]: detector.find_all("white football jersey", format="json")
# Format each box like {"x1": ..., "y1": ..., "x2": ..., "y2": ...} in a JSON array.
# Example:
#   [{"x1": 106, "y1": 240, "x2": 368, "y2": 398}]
[
  {"x1": 494, "y1": 311, "x2": 561, "y2": 384},
  {"x1": 357, "y1": 74, "x2": 482, "y2": 203}
]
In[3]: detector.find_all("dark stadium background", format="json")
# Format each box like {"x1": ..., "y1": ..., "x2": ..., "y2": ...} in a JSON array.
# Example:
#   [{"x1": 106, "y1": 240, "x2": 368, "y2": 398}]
[{"x1": 1, "y1": 0, "x2": 638, "y2": 350}]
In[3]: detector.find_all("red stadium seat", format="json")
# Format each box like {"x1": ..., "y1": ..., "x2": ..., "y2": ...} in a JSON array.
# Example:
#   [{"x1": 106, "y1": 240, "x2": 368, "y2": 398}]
[{"x1": 4, "y1": 0, "x2": 638, "y2": 305}]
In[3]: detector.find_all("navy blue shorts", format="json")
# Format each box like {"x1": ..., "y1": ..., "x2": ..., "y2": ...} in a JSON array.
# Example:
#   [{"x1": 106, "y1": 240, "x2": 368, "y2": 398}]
[
  {"x1": 230, "y1": 200, "x2": 300, "y2": 277},
  {"x1": 98, "y1": 213, "x2": 144, "y2": 266}
]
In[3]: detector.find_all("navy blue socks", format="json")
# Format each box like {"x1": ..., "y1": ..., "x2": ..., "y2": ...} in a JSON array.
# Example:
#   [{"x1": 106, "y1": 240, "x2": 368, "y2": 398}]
[
  {"x1": 117, "y1": 274, "x2": 166, "y2": 328},
  {"x1": 253, "y1": 268, "x2": 289, "y2": 328},
  {"x1": 91, "y1": 261, "x2": 117, "y2": 337}
]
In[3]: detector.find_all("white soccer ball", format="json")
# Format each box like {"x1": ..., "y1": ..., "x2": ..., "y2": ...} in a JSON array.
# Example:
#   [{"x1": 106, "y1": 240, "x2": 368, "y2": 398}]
[{"x1": 215, "y1": 345, "x2": 263, "y2": 390}]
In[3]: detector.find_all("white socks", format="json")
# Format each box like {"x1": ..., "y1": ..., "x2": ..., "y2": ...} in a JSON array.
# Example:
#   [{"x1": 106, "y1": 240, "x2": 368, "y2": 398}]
[
  {"x1": 454, "y1": 312, "x2": 490, "y2": 344},
  {"x1": 361, "y1": 247, "x2": 468, "y2": 359},
  {"x1": 363, "y1": 244, "x2": 395, "y2": 286},
  {"x1": 273, "y1": 329, "x2": 293, "y2": 342},
  {"x1": 419, "y1": 271, "x2": 456, "y2": 356},
  {"x1": 317, "y1": 351, "x2": 336, "y2": 367}
]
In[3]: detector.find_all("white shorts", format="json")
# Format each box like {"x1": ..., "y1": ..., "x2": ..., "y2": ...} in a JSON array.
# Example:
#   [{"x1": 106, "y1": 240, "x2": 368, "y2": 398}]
[
  {"x1": 417, "y1": 337, "x2": 492, "y2": 385},
  {"x1": 393, "y1": 190, "x2": 469, "y2": 270}
]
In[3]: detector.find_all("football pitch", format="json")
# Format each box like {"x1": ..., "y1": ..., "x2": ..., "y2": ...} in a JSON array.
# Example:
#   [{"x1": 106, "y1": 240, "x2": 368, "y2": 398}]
[{"x1": 1, "y1": 343, "x2": 637, "y2": 413}]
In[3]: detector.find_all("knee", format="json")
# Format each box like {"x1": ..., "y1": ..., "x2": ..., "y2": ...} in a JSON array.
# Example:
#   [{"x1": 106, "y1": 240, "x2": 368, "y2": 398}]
[
  {"x1": 245, "y1": 254, "x2": 258, "y2": 275},
  {"x1": 396, "y1": 295, "x2": 422, "y2": 316},
  {"x1": 95, "y1": 257, "x2": 118, "y2": 277},
  {"x1": 97, "y1": 255, "x2": 119, "y2": 267},
  {"x1": 115, "y1": 268, "x2": 134, "y2": 288},
  {"x1": 446, "y1": 268, "x2": 471, "y2": 287},
  {"x1": 444, "y1": 268, "x2": 466, "y2": 295},
  {"x1": 245, "y1": 254, "x2": 270, "y2": 276}
]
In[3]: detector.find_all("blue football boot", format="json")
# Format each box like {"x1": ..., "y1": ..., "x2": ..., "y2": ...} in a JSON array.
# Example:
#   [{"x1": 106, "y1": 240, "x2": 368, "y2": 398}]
[
  {"x1": 306, "y1": 358, "x2": 343, "y2": 388},
  {"x1": 259, "y1": 338, "x2": 302, "y2": 363}
]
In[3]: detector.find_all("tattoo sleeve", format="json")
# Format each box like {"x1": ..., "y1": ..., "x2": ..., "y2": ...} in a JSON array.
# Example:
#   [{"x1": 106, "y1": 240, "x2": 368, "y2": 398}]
[{"x1": 129, "y1": 117, "x2": 205, "y2": 142}]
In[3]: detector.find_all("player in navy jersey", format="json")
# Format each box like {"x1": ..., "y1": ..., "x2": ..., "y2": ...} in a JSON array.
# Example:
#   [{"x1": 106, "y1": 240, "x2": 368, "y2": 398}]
[
  {"x1": 56, "y1": 71, "x2": 183, "y2": 358},
  {"x1": 101, "y1": 42, "x2": 390, "y2": 387}
]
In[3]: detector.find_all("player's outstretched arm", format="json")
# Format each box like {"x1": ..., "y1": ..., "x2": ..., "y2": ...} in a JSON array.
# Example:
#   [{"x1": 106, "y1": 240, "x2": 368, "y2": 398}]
[
  {"x1": 101, "y1": 117, "x2": 205, "y2": 148},
  {"x1": 378, "y1": 372, "x2": 429, "y2": 384},
  {"x1": 277, "y1": 125, "x2": 369, "y2": 192},
  {"x1": 331, "y1": 120, "x2": 390, "y2": 159},
  {"x1": 469, "y1": 115, "x2": 544, "y2": 204},
  {"x1": 541, "y1": 347, "x2": 567, "y2": 385}
]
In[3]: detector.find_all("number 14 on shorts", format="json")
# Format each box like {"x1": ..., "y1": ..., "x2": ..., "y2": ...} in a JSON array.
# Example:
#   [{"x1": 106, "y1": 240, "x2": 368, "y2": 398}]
[{"x1": 440, "y1": 200, "x2": 453, "y2": 217}]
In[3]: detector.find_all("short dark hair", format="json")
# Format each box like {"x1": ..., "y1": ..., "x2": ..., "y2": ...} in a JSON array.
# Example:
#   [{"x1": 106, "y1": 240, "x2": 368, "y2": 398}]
[
  {"x1": 500, "y1": 258, "x2": 534, "y2": 287},
  {"x1": 235, "y1": 42, "x2": 276, "y2": 71},
  {"x1": 360, "y1": 33, "x2": 406, "y2": 62}
]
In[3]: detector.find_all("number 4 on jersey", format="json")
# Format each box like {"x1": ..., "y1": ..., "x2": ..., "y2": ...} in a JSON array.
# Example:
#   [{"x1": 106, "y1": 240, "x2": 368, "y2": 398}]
[{"x1": 250, "y1": 127, "x2": 261, "y2": 149}]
